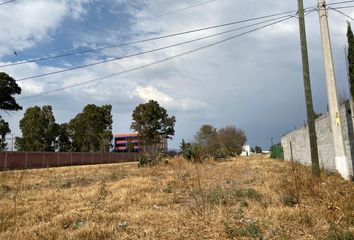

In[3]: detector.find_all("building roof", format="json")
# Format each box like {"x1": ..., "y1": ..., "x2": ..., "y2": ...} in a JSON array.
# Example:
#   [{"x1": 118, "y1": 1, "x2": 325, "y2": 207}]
[{"x1": 114, "y1": 133, "x2": 139, "y2": 137}]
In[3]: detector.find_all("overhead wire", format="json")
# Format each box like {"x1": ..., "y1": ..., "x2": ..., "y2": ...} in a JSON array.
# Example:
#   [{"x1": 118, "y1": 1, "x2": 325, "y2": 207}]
[
  {"x1": 328, "y1": 6, "x2": 354, "y2": 20},
  {"x1": 16, "y1": 14, "x2": 299, "y2": 82},
  {"x1": 18, "y1": 14, "x2": 298, "y2": 100},
  {"x1": 0, "y1": 0, "x2": 15, "y2": 6},
  {"x1": 327, "y1": 5, "x2": 354, "y2": 10},
  {"x1": 130, "y1": 0, "x2": 219, "y2": 25},
  {"x1": 326, "y1": 0, "x2": 354, "y2": 5},
  {"x1": 0, "y1": 9, "x2": 304, "y2": 68}
]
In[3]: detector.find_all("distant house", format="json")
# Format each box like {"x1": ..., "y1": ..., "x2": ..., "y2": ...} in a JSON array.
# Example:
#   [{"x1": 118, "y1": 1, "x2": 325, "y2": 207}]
[
  {"x1": 240, "y1": 145, "x2": 251, "y2": 156},
  {"x1": 113, "y1": 133, "x2": 168, "y2": 153}
]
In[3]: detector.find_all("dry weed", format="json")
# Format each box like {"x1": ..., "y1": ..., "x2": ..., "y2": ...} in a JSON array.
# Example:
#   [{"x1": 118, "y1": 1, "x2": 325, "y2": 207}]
[{"x1": 0, "y1": 156, "x2": 352, "y2": 239}]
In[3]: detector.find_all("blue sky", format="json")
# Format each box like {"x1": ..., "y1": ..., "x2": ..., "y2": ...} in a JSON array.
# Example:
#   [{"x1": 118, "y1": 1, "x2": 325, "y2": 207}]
[{"x1": 0, "y1": 0, "x2": 353, "y2": 150}]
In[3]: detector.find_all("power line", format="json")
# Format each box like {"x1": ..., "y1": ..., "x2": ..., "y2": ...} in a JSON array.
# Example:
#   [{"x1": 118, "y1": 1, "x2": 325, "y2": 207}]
[
  {"x1": 16, "y1": 14, "x2": 297, "y2": 82},
  {"x1": 328, "y1": 6, "x2": 354, "y2": 20},
  {"x1": 131, "y1": 0, "x2": 220, "y2": 25},
  {"x1": 18, "y1": 15, "x2": 297, "y2": 100},
  {"x1": 1, "y1": 9, "x2": 304, "y2": 68},
  {"x1": 326, "y1": 0, "x2": 354, "y2": 5},
  {"x1": 0, "y1": 0, "x2": 15, "y2": 6},
  {"x1": 328, "y1": 5, "x2": 354, "y2": 10}
]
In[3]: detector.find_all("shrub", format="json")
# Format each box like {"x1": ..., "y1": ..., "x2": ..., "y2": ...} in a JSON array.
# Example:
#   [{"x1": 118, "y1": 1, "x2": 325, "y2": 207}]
[
  {"x1": 182, "y1": 144, "x2": 204, "y2": 163},
  {"x1": 138, "y1": 153, "x2": 151, "y2": 167},
  {"x1": 326, "y1": 225, "x2": 354, "y2": 240},
  {"x1": 224, "y1": 222, "x2": 263, "y2": 239},
  {"x1": 138, "y1": 150, "x2": 168, "y2": 167},
  {"x1": 282, "y1": 195, "x2": 299, "y2": 207}
]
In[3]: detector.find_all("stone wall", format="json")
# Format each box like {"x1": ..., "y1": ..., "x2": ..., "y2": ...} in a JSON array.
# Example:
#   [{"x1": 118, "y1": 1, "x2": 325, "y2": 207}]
[{"x1": 281, "y1": 101, "x2": 354, "y2": 179}]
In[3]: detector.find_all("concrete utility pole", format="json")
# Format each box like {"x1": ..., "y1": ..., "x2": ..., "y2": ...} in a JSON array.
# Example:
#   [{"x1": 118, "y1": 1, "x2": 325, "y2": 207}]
[
  {"x1": 297, "y1": 0, "x2": 320, "y2": 176},
  {"x1": 317, "y1": 0, "x2": 351, "y2": 180}
]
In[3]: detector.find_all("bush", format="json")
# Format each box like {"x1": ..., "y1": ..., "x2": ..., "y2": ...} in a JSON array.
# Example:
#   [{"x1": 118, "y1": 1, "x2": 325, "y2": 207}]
[
  {"x1": 214, "y1": 148, "x2": 229, "y2": 160},
  {"x1": 224, "y1": 222, "x2": 262, "y2": 239},
  {"x1": 326, "y1": 225, "x2": 354, "y2": 240},
  {"x1": 138, "y1": 153, "x2": 151, "y2": 167},
  {"x1": 182, "y1": 144, "x2": 204, "y2": 163},
  {"x1": 138, "y1": 150, "x2": 168, "y2": 167}
]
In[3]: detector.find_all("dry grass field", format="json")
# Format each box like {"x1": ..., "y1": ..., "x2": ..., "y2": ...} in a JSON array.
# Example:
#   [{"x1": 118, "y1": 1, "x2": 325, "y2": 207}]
[{"x1": 0, "y1": 156, "x2": 353, "y2": 240}]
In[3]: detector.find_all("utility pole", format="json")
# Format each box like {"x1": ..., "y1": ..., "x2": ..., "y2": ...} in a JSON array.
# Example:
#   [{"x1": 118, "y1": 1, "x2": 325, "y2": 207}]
[
  {"x1": 297, "y1": 0, "x2": 320, "y2": 176},
  {"x1": 317, "y1": 0, "x2": 351, "y2": 180}
]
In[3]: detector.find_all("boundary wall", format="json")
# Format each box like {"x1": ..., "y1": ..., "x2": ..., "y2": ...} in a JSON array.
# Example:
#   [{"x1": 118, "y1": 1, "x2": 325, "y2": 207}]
[
  {"x1": 281, "y1": 101, "x2": 354, "y2": 179},
  {"x1": 0, "y1": 152, "x2": 140, "y2": 171}
]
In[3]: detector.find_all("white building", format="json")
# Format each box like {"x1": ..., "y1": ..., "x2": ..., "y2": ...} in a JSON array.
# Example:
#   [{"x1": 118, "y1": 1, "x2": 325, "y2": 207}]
[{"x1": 240, "y1": 145, "x2": 251, "y2": 156}]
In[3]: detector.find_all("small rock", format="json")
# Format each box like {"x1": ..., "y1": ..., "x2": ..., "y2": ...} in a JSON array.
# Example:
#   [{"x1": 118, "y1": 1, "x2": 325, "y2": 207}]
[
  {"x1": 153, "y1": 204, "x2": 162, "y2": 210},
  {"x1": 118, "y1": 221, "x2": 128, "y2": 229}
]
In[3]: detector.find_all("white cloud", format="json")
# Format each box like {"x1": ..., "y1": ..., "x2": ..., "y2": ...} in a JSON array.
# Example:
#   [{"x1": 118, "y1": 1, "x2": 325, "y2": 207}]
[
  {"x1": 132, "y1": 85, "x2": 209, "y2": 111},
  {"x1": 0, "y1": 0, "x2": 92, "y2": 56},
  {"x1": 2, "y1": 0, "x2": 353, "y2": 149}
]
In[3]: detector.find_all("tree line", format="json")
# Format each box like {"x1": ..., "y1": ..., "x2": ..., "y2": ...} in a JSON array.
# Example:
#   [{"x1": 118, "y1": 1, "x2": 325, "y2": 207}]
[
  {"x1": 0, "y1": 73, "x2": 176, "y2": 153},
  {"x1": 15, "y1": 104, "x2": 113, "y2": 152},
  {"x1": 181, "y1": 124, "x2": 247, "y2": 162}
]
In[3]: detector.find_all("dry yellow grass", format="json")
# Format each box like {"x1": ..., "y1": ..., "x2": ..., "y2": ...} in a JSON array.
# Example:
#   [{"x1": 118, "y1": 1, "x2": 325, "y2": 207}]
[{"x1": 0, "y1": 156, "x2": 353, "y2": 240}]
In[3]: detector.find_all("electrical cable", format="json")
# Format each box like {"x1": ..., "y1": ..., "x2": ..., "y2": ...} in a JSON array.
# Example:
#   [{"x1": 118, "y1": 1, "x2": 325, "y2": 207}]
[
  {"x1": 18, "y1": 15, "x2": 297, "y2": 100},
  {"x1": 328, "y1": 6, "x2": 354, "y2": 20},
  {"x1": 328, "y1": 5, "x2": 354, "y2": 10},
  {"x1": 130, "y1": 0, "x2": 220, "y2": 25},
  {"x1": 326, "y1": 0, "x2": 354, "y2": 5},
  {"x1": 15, "y1": 14, "x2": 297, "y2": 82},
  {"x1": 0, "y1": 0, "x2": 15, "y2": 6},
  {"x1": 0, "y1": 9, "x2": 304, "y2": 68}
]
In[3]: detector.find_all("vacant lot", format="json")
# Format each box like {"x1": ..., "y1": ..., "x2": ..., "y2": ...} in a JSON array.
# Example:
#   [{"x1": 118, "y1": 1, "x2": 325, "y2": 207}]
[{"x1": 0, "y1": 156, "x2": 353, "y2": 240}]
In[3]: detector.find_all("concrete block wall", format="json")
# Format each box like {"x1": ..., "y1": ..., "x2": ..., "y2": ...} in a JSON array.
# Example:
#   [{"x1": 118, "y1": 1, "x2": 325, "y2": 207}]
[{"x1": 281, "y1": 101, "x2": 354, "y2": 178}]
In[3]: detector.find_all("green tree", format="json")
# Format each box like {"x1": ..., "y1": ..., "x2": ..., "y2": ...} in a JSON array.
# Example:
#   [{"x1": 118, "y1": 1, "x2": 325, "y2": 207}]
[
  {"x1": 131, "y1": 100, "x2": 175, "y2": 150},
  {"x1": 255, "y1": 145, "x2": 262, "y2": 154},
  {"x1": 69, "y1": 104, "x2": 113, "y2": 152},
  {"x1": 217, "y1": 126, "x2": 247, "y2": 155},
  {"x1": 57, "y1": 123, "x2": 72, "y2": 152},
  {"x1": 0, "y1": 72, "x2": 22, "y2": 112},
  {"x1": 0, "y1": 116, "x2": 10, "y2": 151},
  {"x1": 0, "y1": 72, "x2": 22, "y2": 150},
  {"x1": 347, "y1": 23, "x2": 354, "y2": 98},
  {"x1": 180, "y1": 138, "x2": 191, "y2": 152},
  {"x1": 194, "y1": 124, "x2": 219, "y2": 156},
  {"x1": 15, "y1": 106, "x2": 58, "y2": 151}
]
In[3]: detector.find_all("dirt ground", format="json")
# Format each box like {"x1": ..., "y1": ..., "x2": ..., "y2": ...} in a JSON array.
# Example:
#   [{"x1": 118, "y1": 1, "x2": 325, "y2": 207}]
[{"x1": 0, "y1": 156, "x2": 353, "y2": 240}]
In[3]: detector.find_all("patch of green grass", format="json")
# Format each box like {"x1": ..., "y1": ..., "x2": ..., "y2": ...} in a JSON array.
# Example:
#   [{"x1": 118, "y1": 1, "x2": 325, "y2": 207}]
[
  {"x1": 282, "y1": 195, "x2": 298, "y2": 207},
  {"x1": 224, "y1": 222, "x2": 263, "y2": 239},
  {"x1": 326, "y1": 225, "x2": 354, "y2": 240},
  {"x1": 232, "y1": 188, "x2": 262, "y2": 201},
  {"x1": 162, "y1": 185, "x2": 173, "y2": 193},
  {"x1": 60, "y1": 180, "x2": 72, "y2": 189},
  {"x1": 205, "y1": 186, "x2": 227, "y2": 205}
]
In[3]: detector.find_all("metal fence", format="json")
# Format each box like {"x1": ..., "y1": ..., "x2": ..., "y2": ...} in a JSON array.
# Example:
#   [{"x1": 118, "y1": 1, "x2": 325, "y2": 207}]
[{"x1": 0, "y1": 151, "x2": 140, "y2": 171}]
